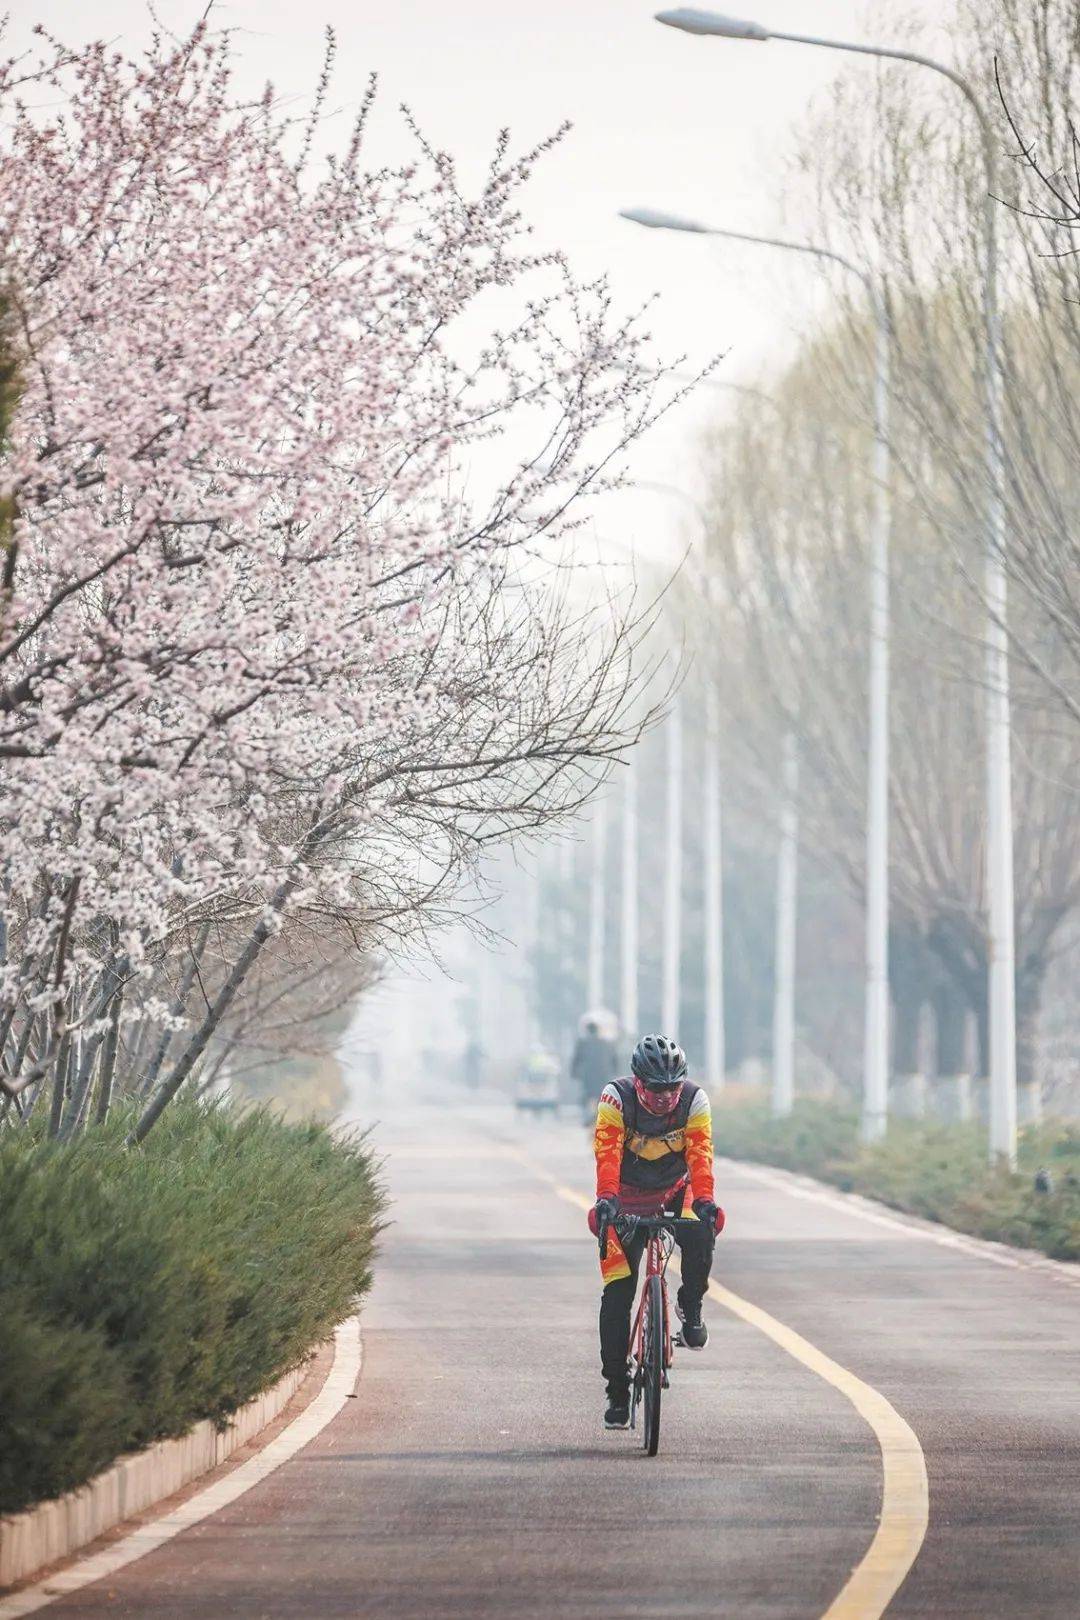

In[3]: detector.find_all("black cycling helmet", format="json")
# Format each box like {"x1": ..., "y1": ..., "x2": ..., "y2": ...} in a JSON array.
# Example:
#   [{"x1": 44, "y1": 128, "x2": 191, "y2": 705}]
[{"x1": 630, "y1": 1034, "x2": 688, "y2": 1088}]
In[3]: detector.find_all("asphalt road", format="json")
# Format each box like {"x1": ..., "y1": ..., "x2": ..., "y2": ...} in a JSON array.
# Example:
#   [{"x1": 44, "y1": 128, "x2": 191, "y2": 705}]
[{"x1": 37, "y1": 1077, "x2": 1080, "y2": 1619}]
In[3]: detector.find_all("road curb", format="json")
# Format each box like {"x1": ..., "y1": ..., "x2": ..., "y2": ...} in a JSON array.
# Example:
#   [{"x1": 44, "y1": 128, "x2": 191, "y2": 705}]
[
  {"x1": 0, "y1": 1356, "x2": 314, "y2": 1592},
  {"x1": 0, "y1": 1316, "x2": 362, "y2": 1618}
]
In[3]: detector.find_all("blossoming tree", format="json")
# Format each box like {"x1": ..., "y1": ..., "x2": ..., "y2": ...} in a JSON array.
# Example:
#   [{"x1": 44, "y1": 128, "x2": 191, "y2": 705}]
[{"x1": 0, "y1": 22, "x2": 668, "y2": 1136}]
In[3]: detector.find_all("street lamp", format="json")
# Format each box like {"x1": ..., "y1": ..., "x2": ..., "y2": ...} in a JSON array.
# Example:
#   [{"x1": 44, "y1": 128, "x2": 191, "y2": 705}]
[
  {"x1": 587, "y1": 799, "x2": 607, "y2": 1011},
  {"x1": 621, "y1": 205, "x2": 711, "y2": 233},
  {"x1": 620, "y1": 755, "x2": 639, "y2": 1040},
  {"x1": 662, "y1": 698, "x2": 683, "y2": 1036},
  {"x1": 628, "y1": 477, "x2": 724, "y2": 1089},
  {"x1": 772, "y1": 731, "x2": 798, "y2": 1117},
  {"x1": 657, "y1": 9, "x2": 769, "y2": 39},
  {"x1": 623, "y1": 205, "x2": 892, "y2": 1142},
  {"x1": 655, "y1": 6, "x2": 1017, "y2": 1169}
]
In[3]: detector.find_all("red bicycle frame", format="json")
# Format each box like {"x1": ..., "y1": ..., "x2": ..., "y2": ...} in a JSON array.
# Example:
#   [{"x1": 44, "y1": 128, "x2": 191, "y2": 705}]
[{"x1": 629, "y1": 1227, "x2": 675, "y2": 1375}]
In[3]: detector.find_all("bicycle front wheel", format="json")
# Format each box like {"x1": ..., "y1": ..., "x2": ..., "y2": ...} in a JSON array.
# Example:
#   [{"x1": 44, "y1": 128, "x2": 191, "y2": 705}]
[{"x1": 641, "y1": 1273, "x2": 663, "y2": 1456}]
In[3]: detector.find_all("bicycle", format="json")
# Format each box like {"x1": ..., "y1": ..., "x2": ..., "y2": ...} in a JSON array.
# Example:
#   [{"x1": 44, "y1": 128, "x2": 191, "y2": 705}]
[{"x1": 597, "y1": 1210, "x2": 702, "y2": 1457}]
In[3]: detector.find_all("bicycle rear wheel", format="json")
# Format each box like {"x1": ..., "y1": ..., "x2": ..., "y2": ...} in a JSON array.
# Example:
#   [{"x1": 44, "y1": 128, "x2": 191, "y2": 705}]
[{"x1": 641, "y1": 1273, "x2": 663, "y2": 1456}]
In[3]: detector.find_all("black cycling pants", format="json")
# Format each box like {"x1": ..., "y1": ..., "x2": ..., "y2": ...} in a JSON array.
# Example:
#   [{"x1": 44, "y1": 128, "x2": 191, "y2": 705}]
[{"x1": 599, "y1": 1221, "x2": 714, "y2": 1396}]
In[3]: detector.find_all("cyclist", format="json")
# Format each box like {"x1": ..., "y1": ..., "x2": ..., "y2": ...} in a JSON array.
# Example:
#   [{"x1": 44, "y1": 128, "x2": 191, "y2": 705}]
[{"x1": 590, "y1": 1033, "x2": 725, "y2": 1430}]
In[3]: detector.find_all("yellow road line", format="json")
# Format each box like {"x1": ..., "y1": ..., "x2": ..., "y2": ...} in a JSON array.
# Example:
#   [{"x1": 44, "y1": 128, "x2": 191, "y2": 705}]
[
  {"x1": 705, "y1": 1277, "x2": 928, "y2": 1620},
  {"x1": 511, "y1": 1149, "x2": 928, "y2": 1620}
]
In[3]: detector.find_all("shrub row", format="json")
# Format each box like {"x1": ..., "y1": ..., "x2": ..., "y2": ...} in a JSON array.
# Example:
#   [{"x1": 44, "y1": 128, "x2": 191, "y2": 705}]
[
  {"x1": 0, "y1": 1099, "x2": 385, "y2": 1517},
  {"x1": 711, "y1": 1095, "x2": 1080, "y2": 1263}
]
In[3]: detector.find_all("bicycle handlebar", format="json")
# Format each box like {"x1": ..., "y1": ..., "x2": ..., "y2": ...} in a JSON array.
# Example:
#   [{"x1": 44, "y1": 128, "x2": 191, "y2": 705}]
[
  {"x1": 596, "y1": 1210, "x2": 702, "y2": 1260},
  {"x1": 618, "y1": 1214, "x2": 702, "y2": 1235}
]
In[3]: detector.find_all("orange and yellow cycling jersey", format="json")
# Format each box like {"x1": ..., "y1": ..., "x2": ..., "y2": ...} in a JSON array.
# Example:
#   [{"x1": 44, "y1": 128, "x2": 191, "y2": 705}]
[{"x1": 593, "y1": 1078, "x2": 715, "y2": 1283}]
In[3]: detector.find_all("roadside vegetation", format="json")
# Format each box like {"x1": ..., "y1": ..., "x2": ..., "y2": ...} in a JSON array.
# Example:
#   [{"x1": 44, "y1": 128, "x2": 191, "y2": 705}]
[
  {"x1": 0, "y1": 1100, "x2": 385, "y2": 1517},
  {"x1": 712, "y1": 1095, "x2": 1080, "y2": 1263}
]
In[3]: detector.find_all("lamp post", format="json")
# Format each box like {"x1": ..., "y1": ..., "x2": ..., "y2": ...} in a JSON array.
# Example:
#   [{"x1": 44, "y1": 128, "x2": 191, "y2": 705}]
[
  {"x1": 772, "y1": 731, "x2": 799, "y2": 1115},
  {"x1": 620, "y1": 757, "x2": 639, "y2": 1040},
  {"x1": 629, "y1": 478, "x2": 724, "y2": 1078},
  {"x1": 654, "y1": 7, "x2": 1015, "y2": 1166},
  {"x1": 662, "y1": 700, "x2": 683, "y2": 1035},
  {"x1": 703, "y1": 686, "x2": 725, "y2": 1091},
  {"x1": 623, "y1": 204, "x2": 892, "y2": 1142},
  {"x1": 587, "y1": 799, "x2": 607, "y2": 1011},
  {"x1": 525, "y1": 860, "x2": 542, "y2": 1048}
]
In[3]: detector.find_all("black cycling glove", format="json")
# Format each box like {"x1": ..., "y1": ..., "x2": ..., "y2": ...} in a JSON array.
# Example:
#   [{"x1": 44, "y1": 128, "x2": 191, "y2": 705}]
[{"x1": 692, "y1": 1197, "x2": 724, "y2": 1232}]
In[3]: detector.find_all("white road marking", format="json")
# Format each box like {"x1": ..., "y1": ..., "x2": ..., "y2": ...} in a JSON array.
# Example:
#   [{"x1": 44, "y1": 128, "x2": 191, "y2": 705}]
[{"x1": 723, "y1": 1158, "x2": 1080, "y2": 1288}]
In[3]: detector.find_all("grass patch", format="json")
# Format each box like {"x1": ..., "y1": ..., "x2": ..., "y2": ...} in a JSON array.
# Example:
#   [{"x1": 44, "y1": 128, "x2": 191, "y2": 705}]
[
  {"x1": 0, "y1": 1098, "x2": 385, "y2": 1517},
  {"x1": 711, "y1": 1095, "x2": 1080, "y2": 1263}
]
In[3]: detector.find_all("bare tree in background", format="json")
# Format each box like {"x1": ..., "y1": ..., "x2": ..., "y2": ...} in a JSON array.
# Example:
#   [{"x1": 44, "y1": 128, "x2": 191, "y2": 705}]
[{"x1": 697, "y1": 298, "x2": 1080, "y2": 1103}]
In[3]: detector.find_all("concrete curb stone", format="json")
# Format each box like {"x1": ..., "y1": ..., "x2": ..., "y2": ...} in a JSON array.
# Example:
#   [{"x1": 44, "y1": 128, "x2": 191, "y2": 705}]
[{"x1": 0, "y1": 1360, "x2": 310, "y2": 1590}]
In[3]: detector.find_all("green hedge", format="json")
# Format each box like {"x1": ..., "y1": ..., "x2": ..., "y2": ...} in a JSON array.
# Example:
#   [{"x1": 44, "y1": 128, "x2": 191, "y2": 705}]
[
  {"x1": 711, "y1": 1095, "x2": 1080, "y2": 1263},
  {"x1": 0, "y1": 1099, "x2": 385, "y2": 1517}
]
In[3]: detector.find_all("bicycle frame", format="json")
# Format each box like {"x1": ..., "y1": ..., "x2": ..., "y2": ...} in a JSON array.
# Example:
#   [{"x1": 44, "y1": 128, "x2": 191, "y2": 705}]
[{"x1": 628, "y1": 1226, "x2": 676, "y2": 1389}]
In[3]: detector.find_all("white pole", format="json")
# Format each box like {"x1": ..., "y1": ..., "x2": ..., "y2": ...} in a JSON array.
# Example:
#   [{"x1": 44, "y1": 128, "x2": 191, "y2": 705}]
[
  {"x1": 557, "y1": 838, "x2": 576, "y2": 1065},
  {"x1": 525, "y1": 862, "x2": 542, "y2": 1048},
  {"x1": 477, "y1": 940, "x2": 493, "y2": 1088},
  {"x1": 982, "y1": 185, "x2": 1017, "y2": 1168},
  {"x1": 661, "y1": 703, "x2": 683, "y2": 1034},
  {"x1": 620, "y1": 756, "x2": 639, "y2": 1039},
  {"x1": 703, "y1": 687, "x2": 725, "y2": 1090},
  {"x1": 862, "y1": 293, "x2": 891, "y2": 1143},
  {"x1": 772, "y1": 733, "x2": 798, "y2": 1116},
  {"x1": 587, "y1": 799, "x2": 607, "y2": 1011}
]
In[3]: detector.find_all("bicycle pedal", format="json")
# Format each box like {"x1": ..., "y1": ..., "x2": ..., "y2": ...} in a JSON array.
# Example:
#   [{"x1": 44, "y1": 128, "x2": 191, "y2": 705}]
[{"x1": 672, "y1": 1330, "x2": 685, "y2": 1348}]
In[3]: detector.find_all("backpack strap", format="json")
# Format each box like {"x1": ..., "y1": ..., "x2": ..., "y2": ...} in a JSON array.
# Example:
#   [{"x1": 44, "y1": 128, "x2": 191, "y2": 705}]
[
  {"x1": 611, "y1": 1075, "x2": 638, "y2": 1134},
  {"x1": 674, "y1": 1080, "x2": 696, "y2": 1130}
]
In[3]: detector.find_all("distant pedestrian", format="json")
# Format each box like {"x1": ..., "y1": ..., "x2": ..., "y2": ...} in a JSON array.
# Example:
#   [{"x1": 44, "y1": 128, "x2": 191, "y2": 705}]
[{"x1": 570, "y1": 1018, "x2": 617, "y2": 1122}]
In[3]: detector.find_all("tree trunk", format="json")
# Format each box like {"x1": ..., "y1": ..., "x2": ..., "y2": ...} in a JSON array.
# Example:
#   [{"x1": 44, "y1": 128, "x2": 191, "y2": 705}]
[
  {"x1": 137, "y1": 922, "x2": 212, "y2": 1096},
  {"x1": 60, "y1": 1028, "x2": 105, "y2": 1140},
  {"x1": 46, "y1": 1027, "x2": 72, "y2": 1139},
  {"x1": 932, "y1": 980, "x2": 967, "y2": 1076},
  {"x1": 119, "y1": 1013, "x2": 154, "y2": 1097},
  {"x1": 892, "y1": 988, "x2": 922, "y2": 1074},
  {"x1": 4, "y1": 1006, "x2": 39, "y2": 1093},
  {"x1": 1016, "y1": 956, "x2": 1046, "y2": 1108},
  {"x1": 0, "y1": 887, "x2": 56, "y2": 1065},
  {"x1": 94, "y1": 984, "x2": 123, "y2": 1125},
  {"x1": 926, "y1": 913, "x2": 987, "y2": 1077},
  {"x1": 129, "y1": 881, "x2": 295, "y2": 1146},
  {"x1": 972, "y1": 982, "x2": 989, "y2": 1083},
  {"x1": 889, "y1": 923, "x2": 935, "y2": 1071}
]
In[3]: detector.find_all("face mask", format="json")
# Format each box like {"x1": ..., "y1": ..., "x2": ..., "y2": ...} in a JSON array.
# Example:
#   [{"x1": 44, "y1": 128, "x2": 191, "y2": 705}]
[{"x1": 634, "y1": 1078, "x2": 681, "y2": 1115}]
